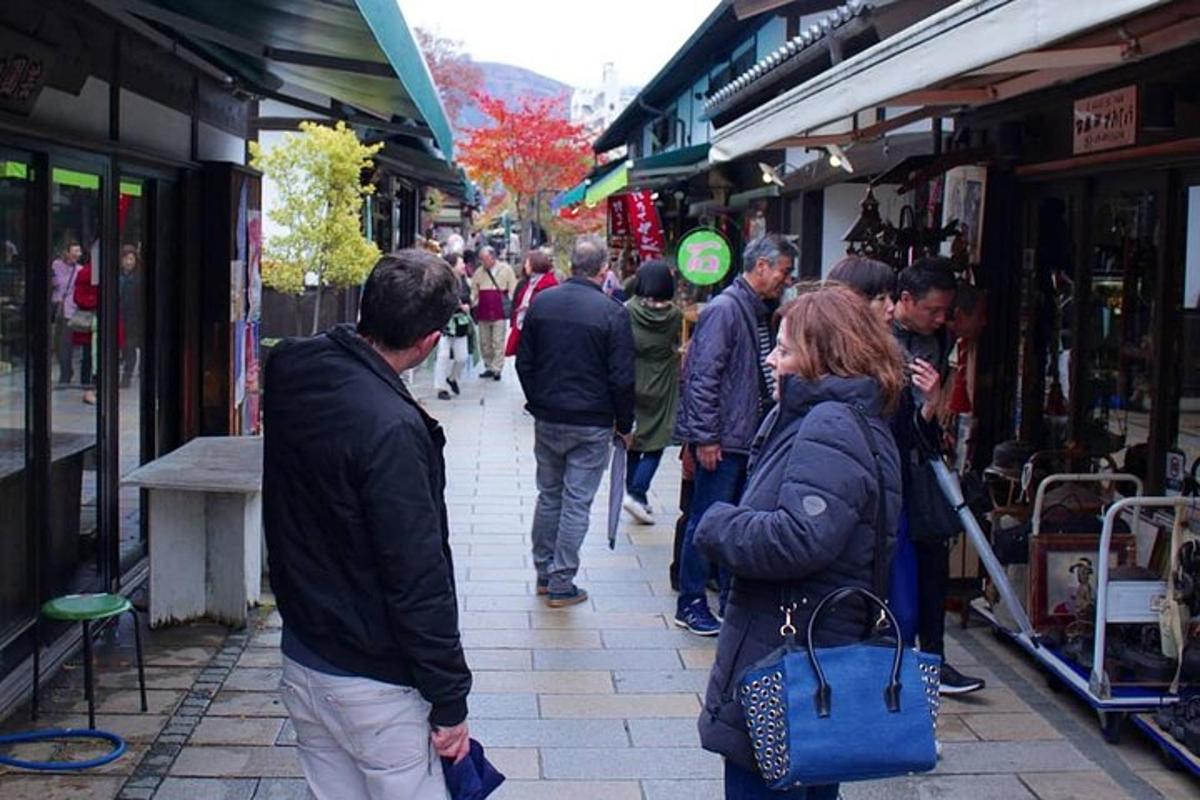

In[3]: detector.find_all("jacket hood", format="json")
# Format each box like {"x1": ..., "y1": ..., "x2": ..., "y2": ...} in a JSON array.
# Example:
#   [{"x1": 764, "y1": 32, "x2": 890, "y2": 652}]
[
  {"x1": 777, "y1": 374, "x2": 885, "y2": 422},
  {"x1": 626, "y1": 297, "x2": 678, "y2": 331}
]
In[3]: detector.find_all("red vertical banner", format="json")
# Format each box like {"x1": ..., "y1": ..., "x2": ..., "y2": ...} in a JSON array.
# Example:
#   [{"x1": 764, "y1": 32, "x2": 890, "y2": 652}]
[
  {"x1": 624, "y1": 190, "x2": 665, "y2": 260},
  {"x1": 608, "y1": 194, "x2": 629, "y2": 240}
]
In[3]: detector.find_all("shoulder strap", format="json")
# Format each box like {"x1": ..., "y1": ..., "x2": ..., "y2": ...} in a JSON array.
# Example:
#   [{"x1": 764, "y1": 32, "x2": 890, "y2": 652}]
[
  {"x1": 484, "y1": 267, "x2": 500, "y2": 290},
  {"x1": 845, "y1": 403, "x2": 889, "y2": 597}
]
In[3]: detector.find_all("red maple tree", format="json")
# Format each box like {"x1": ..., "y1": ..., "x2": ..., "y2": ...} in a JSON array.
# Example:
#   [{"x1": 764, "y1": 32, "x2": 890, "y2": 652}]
[
  {"x1": 458, "y1": 92, "x2": 598, "y2": 238},
  {"x1": 415, "y1": 28, "x2": 483, "y2": 131}
]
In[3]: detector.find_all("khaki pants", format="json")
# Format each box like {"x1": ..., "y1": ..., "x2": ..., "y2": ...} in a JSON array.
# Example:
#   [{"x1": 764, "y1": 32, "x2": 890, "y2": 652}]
[
  {"x1": 478, "y1": 319, "x2": 507, "y2": 374},
  {"x1": 280, "y1": 656, "x2": 449, "y2": 800}
]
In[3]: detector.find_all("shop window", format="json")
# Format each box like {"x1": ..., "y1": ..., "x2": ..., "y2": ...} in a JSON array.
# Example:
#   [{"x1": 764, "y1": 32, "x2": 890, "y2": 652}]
[
  {"x1": 118, "y1": 177, "x2": 146, "y2": 571},
  {"x1": 49, "y1": 164, "x2": 103, "y2": 597},
  {"x1": 1081, "y1": 187, "x2": 1157, "y2": 474},
  {"x1": 0, "y1": 155, "x2": 32, "y2": 645},
  {"x1": 1175, "y1": 186, "x2": 1200, "y2": 482}
]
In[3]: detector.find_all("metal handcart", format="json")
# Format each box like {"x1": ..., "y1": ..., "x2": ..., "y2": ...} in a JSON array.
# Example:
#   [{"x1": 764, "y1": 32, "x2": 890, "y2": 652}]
[{"x1": 940, "y1": 464, "x2": 1195, "y2": 743}]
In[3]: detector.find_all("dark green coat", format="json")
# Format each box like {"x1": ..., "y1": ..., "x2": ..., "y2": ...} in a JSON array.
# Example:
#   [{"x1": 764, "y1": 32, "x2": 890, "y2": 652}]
[{"x1": 626, "y1": 298, "x2": 682, "y2": 452}]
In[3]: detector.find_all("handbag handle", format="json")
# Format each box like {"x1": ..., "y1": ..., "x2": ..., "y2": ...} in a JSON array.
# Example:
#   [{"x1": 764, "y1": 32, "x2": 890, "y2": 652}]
[{"x1": 804, "y1": 586, "x2": 905, "y2": 719}]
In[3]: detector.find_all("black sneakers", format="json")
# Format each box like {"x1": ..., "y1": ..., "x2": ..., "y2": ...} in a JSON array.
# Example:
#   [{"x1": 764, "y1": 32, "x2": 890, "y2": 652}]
[
  {"x1": 447, "y1": 378, "x2": 460, "y2": 395},
  {"x1": 437, "y1": 390, "x2": 452, "y2": 400},
  {"x1": 939, "y1": 663, "x2": 986, "y2": 695}
]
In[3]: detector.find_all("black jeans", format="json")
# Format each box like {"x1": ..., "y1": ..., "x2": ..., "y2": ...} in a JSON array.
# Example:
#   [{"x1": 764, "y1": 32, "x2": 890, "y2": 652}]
[
  {"x1": 670, "y1": 476, "x2": 694, "y2": 590},
  {"x1": 913, "y1": 538, "x2": 951, "y2": 657}
]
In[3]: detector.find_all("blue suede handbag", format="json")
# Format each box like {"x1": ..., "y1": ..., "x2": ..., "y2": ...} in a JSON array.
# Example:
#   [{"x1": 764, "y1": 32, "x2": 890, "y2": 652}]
[{"x1": 737, "y1": 404, "x2": 940, "y2": 789}]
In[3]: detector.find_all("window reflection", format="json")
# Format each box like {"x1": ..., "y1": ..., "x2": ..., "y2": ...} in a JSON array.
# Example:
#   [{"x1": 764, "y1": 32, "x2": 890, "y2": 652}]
[
  {"x1": 49, "y1": 166, "x2": 102, "y2": 596},
  {"x1": 118, "y1": 178, "x2": 145, "y2": 570},
  {"x1": 0, "y1": 157, "x2": 31, "y2": 642}
]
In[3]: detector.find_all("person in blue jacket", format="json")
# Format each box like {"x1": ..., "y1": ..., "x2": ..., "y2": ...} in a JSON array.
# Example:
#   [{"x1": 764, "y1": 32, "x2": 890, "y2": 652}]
[{"x1": 694, "y1": 284, "x2": 904, "y2": 799}]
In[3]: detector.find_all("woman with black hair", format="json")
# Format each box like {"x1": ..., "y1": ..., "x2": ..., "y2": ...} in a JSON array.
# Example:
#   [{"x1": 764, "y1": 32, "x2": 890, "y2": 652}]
[
  {"x1": 827, "y1": 254, "x2": 896, "y2": 324},
  {"x1": 622, "y1": 259, "x2": 681, "y2": 524}
]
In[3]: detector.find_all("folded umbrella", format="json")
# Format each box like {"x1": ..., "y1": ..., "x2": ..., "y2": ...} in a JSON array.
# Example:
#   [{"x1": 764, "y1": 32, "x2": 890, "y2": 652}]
[
  {"x1": 441, "y1": 739, "x2": 505, "y2": 800},
  {"x1": 607, "y1": 436, "x2": 627, "y2": 550}
]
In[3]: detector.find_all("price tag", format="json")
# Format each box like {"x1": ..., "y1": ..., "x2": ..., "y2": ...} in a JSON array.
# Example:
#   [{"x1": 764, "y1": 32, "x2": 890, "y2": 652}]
[{"x1": 678, "y1": 228, "x2": 732, "y2": 286}]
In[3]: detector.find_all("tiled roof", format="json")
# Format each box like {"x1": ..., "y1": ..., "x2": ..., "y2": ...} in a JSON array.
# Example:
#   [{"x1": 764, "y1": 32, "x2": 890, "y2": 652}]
[{"x1": 704, "y1": 1, "x2": 870, "y2": 119}]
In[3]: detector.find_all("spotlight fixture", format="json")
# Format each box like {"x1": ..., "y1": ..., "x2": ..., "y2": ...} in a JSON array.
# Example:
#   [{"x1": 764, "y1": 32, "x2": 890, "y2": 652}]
[{"x1": 826, "y1": 144, "x2": 854, "y2": 174}]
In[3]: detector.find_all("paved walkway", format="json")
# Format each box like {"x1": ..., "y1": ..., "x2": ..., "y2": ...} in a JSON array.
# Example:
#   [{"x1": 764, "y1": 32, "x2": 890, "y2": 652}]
[{"x1": 3, "y1": 366, "x2": 1200, "y2": 799}]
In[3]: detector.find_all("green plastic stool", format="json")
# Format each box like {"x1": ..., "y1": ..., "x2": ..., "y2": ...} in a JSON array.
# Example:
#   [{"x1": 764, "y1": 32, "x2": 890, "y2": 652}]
[{"x1": 31, "y1": 594, "x2": 147, "y2": 729}]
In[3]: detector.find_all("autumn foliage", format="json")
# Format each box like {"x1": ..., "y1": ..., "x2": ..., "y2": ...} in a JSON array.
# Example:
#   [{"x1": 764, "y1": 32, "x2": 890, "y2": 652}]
[
  {"x1": 457, "y1": 93, "x2": 597, "y2": 232},
  {"x1": 415, "y1": 28, "x2": 483, "y2": 131}
]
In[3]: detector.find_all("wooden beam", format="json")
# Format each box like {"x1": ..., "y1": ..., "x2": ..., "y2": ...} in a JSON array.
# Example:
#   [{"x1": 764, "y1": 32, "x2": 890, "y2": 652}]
[
  {"x1": 889, "y1": 88, "x2": 995, "y2": 106},
  {"x1": 967, "y1": 45, "x2": 1127, "y2": 76},
  {"x1": 776, "y1": 106, "x2": 940, "y2": 148},
  {"x1": 1015, "y1": 137, "x2": 1200, "y2": 178},
  {"x1": 733, "y1": 0, "x2": 795, "y2": 21}
]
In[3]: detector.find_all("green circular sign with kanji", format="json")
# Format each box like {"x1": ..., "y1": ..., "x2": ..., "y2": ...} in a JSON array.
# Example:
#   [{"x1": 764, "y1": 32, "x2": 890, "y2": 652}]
[{"x1": 677, "y1": 228, "x2": 732, "y2": 286}]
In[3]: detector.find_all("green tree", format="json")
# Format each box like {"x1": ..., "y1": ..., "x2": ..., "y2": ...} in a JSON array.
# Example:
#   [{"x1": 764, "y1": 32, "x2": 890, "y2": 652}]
[{"x1": 250, "y1": 121, "x2": 382, "y2": 334}]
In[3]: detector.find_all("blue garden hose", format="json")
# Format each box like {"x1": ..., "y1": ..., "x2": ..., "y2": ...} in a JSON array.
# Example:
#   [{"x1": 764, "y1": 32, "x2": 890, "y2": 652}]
[{"x1": 0, "y1": 728, "x2": 126, "y2": 771}]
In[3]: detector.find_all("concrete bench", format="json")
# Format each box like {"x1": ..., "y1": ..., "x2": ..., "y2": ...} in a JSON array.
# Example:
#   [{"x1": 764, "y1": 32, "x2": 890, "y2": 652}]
[{"x1": 123, "y1": 436, "x2": 262, "y2": 628}]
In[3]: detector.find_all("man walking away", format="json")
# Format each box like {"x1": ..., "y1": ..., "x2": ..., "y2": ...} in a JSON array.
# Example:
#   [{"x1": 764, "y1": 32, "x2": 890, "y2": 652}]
[
  {"x1": 470, "y1": 245, "x2": 516, "y2": 380},
  {"x1": 264, "y1": 250, "x2": 472, "y2": 799},
  {"x1": 517, "y1": 235, "x2": 635, "y2": 607},
  {"x1": 674, "y1": 234, "x2": 796, "y2": 636},
  {"x1": 891, "y1": 257, "x2": 986, "y2": 696}
]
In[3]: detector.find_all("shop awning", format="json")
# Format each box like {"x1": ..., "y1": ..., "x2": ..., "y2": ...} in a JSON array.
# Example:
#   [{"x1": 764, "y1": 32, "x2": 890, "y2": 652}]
[
  {"x1": 119, "y1": 0, "x2": 454, "y2": 159},
  {"x1": 629, "y1": 144, "x2": 711, "y2": 184},
  {"x1": 376, "y1": 143, "x2": 468, "y2": 198},
  {"x1": 552, "y1": 181, "x2": 588, "y2": 210},
  {"x1": 710, "y1": 0, "x2": 1184, "y2": 163},
  {"x1": 585, "y1": 161, "x2": 630, "y2": 206}
]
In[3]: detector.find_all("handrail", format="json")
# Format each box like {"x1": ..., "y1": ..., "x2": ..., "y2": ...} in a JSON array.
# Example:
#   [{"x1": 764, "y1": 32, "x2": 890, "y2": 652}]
[
  {"x1": 1090, "y1": 496, "x2": 1195, "y2": 699},
  {"x1": 1031, "y1": 473, "x2": 1143, "y2": 539}
]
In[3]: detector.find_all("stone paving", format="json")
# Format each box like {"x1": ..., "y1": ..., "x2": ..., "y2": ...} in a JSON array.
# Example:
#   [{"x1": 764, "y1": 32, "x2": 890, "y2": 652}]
[{"x1": 3, "y1": 366, "x2": 1200, "y2": 798}]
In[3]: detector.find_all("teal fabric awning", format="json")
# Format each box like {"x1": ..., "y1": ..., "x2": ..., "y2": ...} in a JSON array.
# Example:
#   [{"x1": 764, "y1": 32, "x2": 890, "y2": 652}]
[
  {"x1": 553, "y1": 182, "x2": 588, "y2": 210},
  {"x1": 140, "y1": 0, "x2": 455, "y2": 159},
  {"x1": 632, "y1": 143, "x2": 710, "y2": 173}
]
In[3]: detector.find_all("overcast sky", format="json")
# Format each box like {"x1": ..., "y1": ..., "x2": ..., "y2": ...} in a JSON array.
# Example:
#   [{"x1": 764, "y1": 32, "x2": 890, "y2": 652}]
[{"x1": 401, "y1": 0, "x2": 719, "y2": 90}]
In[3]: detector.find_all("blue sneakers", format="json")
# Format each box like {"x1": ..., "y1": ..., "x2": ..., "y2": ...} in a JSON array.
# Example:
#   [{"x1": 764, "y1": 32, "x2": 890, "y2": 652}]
[{"x1": 674, "y1": 598, "x2": 721, "y2": 636}]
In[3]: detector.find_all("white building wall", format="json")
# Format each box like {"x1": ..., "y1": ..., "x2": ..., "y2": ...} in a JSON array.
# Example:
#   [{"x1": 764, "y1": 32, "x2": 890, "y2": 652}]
[
  {"x1": 820, "y1": 182, "x2": 904, "y2": 276},
  {"x1": 120, "y1": 90, "x2": 191, "y2": 162},
  {"x1": 197, "y1": 122, "x2": 245, "y2": 164},
  {"x1": 30, "y1": 77, "x2": 110, "y2": 140}
]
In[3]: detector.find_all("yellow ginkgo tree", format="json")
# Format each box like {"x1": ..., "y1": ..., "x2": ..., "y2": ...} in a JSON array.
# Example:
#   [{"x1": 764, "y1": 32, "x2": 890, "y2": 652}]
[{"x1": 250, "y1": 121, "x2": 383, "y2": 334}]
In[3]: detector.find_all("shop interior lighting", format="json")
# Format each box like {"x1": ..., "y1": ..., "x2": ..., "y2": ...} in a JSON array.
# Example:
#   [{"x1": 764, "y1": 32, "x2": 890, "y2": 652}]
[{"x1": 827, "y1": 144, "x2": 854, "y2": 173}]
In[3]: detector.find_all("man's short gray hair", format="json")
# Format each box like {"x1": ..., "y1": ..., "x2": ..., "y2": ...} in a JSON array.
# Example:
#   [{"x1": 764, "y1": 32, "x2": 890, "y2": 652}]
[
  {"x1": 479, "y1": 245, "x2": 496, "y2": 261},
  {"x1": 571, "y1": 235, "x2": 608, "y2": 277},
  {"x1": 742, "y1": 234, "x2": 797, "y2": 273}
]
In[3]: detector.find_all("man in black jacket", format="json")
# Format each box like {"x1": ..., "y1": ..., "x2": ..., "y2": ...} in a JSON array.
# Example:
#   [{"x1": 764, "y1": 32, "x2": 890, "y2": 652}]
[
  {"x1": 264, "y1": 250, "x2": 470, "y2": 799},
  {"x1": 517, "y1": 235, "x2": 635, "y2": 607}
]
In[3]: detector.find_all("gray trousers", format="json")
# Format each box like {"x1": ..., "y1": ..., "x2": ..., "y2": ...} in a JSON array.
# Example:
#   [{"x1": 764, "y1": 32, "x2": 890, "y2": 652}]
[
  {"x1": 280, "y1": 656, "x2": 449, "y2": 800},
  {"x1": 531, "y1": 420, "x2": 611, "y2": 593}
]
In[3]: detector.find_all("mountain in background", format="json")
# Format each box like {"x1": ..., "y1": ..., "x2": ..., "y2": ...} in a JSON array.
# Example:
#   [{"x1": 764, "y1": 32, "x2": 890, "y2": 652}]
[{"x1": 456, "y1": 62, "x2": 572, "y2": 129}]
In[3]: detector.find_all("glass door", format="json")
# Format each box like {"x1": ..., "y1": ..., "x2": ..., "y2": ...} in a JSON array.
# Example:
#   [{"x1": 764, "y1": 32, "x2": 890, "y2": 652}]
[
  {"x1": 0, "y1": 150, "x2": 33, "y2": 649},
  {"x1": 48, "y1": 157, "x2": 106, "y2": 597}
]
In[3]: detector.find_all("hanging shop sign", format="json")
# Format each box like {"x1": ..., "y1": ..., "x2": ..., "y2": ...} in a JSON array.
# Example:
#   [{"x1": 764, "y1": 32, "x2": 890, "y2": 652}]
[
  {"x1": 678, "y1": 227, "x2": 733, "y2": 286},
  {"x1": 624, "y1": 190, "x2": 665, "y2": 261},
  {"x1": 1073, "y1": 85, "x2": 1137, "y2": 155},
  {"x1": 0, "y1": 27, "x2": 53, "y2": 115},
  {"x1": 608, "y1": 194, "x2": 629, "y2": 239}
]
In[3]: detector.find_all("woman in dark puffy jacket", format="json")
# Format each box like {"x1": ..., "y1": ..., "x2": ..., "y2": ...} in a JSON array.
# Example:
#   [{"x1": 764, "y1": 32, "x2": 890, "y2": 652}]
[{"x1": 694, "y1": 284, "x2": 905, "y2": 799}]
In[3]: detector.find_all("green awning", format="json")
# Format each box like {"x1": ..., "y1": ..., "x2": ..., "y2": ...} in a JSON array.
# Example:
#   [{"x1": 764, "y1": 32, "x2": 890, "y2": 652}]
[
  {"x1": 143, "y1": 0, "x2": 454, "y2": 159},
  {"x1": 553, "y1": 181, "x2": 588, "y2": 209},
  {"x1": 632, "y1": 143, "x2": 710, "y2": 173},
  {"x1": 585, "y1": 162, "x2": 630, "y2": 206}
]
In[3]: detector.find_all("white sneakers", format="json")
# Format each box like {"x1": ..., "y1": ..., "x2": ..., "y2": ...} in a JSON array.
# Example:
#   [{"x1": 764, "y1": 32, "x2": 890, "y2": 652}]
[{"x1": 622, "y1": 494, "x2": 655, "y2": 525}]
